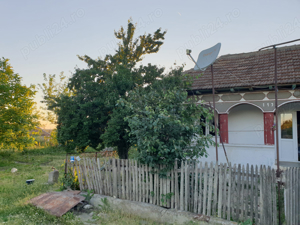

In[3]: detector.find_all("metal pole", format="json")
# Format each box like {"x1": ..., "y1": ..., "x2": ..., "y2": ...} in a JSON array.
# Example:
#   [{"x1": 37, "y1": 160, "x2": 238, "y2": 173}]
[
  {"x1": 211, "y1": 64, "x2": 218, "y2": 162},
  {"x1": 274, "y1": 46, "x2": 282, "y2": 225},
  {"x1": 274, "y1": 46, "x2": 280, "y2": 174}
]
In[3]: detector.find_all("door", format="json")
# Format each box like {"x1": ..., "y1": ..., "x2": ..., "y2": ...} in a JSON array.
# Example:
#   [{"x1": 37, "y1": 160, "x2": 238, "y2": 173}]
[{"x1": 279, "y1": 111, "x2": 298, "y2": 161}]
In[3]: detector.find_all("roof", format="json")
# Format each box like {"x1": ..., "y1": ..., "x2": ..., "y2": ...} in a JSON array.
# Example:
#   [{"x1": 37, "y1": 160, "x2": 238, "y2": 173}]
[
  {"x1": 30, "y1": 127, "x2": 52, "y2": 137},
  {"x1": 184, "y1": 44, "x2": 300, "y2": 91}
]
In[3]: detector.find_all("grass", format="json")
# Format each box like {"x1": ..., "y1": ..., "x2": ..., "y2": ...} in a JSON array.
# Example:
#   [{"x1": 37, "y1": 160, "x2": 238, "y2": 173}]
[
  {"x1": 0, "y1": 146, "x2": 82, "y2": 225},
  {"x1": 0, "y1": 146, "x2": 168, "y2": 225}
]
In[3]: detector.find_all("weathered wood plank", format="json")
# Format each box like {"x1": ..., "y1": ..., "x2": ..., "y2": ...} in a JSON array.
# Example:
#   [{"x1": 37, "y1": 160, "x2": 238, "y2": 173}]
[
  {"x1": 202, "y1": 162, "x2": 208, "y2": 215},
  {"x1": 190, "y1": 160, "x2": 194, "y2": 211},
  {"x1": 218, "y1": 163, "x2": 223, "y2": 218},
  {"x1": 230, "y1": 164, "x2": 236, "y2": 221},
  {"x1": 175, "y1": 160, "x2": 179, "y2": 210},
  {"x1": 254, "y1": 165, "x2": 258, "y2": 225},
  {"x1": 235, "y1": 164, "x2": 241, "y2": 221},
  {"x1": 97, "y1": 159, "x2": 103, "y2": 194},
  {"x1": 180, "y1": 161, "x2": 184, "y2": 211},
  {"x1": 207, "y1": 162, "x2": 214, "y2": 216},
  {"x1": 227, "y1": 163, "x2": 232, "y2": 221},
  {"x1": 267, "y1": 167, "x2": 272, "y2": 225},
  {"x1": 240, "y1": 165, "x2": 245, "y2": 221},
  {"x1": 217, "y1": 163, "x2": 225, "y2": 218},
  {"x1": 272, "y1": 169, "x2": 277, "y2": 225},
  {"x1": 250, "y1": 165, "x2": 254, "y2": 222},
  {"x1": 221, "y1": 163, "x2": 226, "y2": 220},
  {"x1": 167, "y1": 169, "x2": 171, "y2": 208},
  {"x1": 121, "y1": 160, "x2": 125, "y2": 199},
  {"x1": 245, "y1": 164, "x2": 249, "y2": 221},
  {"x1": 112, "y1": 159, "x2": 117, "y2": 197},
  {"x1": 83, "y1": 158, "x2": 91, "y2": 190},
  {"x1": 184, "y1": 160, "x2": 189, "y2": 211},
  {"x1": 212, "y1": 162, "x2": 218, "y2": 216},
  {"x1": 194, "y1": 161, "x2": 199, "y2": 213},
  {"x1": 171, "y1": 164, "x2": 174, "y2": 208},
  {"x1": 198, "y1": 161, "x2": 203, "y2": 214},
  {"x1": 156, "y1": 165, "x2": 159, "y2": 205}
]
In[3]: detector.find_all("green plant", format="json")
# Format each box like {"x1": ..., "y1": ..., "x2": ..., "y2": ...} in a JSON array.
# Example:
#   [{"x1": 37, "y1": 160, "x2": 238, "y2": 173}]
[
  {"x1": 61, "y1": 167, "x2": 79, "y2": 190},
  {"x1": 160, "y1": 192, "x2": 174, "y2": 206},
  {"x1": 98, "y1": 197, "x2": 111, "y2": 213},
  {"x1": 81, "y1": 189, "x2": 94, "y2": 203},
  {"x1": 239, "y1": 219, "x2": 253, "y2": 225}
]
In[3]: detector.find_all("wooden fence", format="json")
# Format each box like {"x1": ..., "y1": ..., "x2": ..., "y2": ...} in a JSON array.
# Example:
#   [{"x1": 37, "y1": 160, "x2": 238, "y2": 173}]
[
  {"x1": 284, "y1": 167, "x2": 300, "y2": 225},
  {"x1": 71, "y1": 158, "x2": 279, "y2": 224}
]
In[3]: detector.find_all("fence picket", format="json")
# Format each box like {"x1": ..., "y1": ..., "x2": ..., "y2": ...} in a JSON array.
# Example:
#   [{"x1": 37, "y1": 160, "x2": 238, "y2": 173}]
[
  {"x1": 267, "y1": 167, "x2": 272, "y2": 225},
  {"x1": 180, "y1": 161, "x2": 184, "y2": 211},
  {"x1": 83, "y1": 158, "x2": 91, "y2": 190},
  {"x1": 171, "y1": 165, "x2": 174, "y2": 208},
  {"x1": 202, "y1": 162, "x2": 208, "y2": 215},
  {"x1": 212, "y1": 162, "x2": 218, "y2": 217},
  {"x1": 207, "y1": 162, "x2": 214, "y2": 216},
  {"x1": 194, "y1": 161, "x2": 199, "y2": 213},
  {"x1": 76, "y1": 160, "x2": 83, "y2": 191},
  {"x1": 190, "y1": 161, "x2": 194, "y2": 211},
  {"x1": 175, "y1": 160, "x2": 179, "y2": 210},
  {"x1": 92, "y1": 159, "x2": 100, "y2": 194},
  {"x1": 235, "y1": 164, "x2": 241, "y2": 221},
  {"x1": 157, "y1": 165, "x2": 160, "y2": 205},
  {"x1": 227, "y1": 163, "x2": 232, "y2": 221},
  {"x1": 221, "y1": 163, "x2": 226, "y2": 220},
  {"x1": 184, "y1": 161, "x2": 189, "y2": 211},
  {"x1": 254, "y1": 165, "x2": 259, "y2": 224},
  {"x1": 245, "y1": 164, "x2": 249, "y2": 221},
  {"x1": 198, "y1": 161, "x2": 203, "y2": 214},
  {"x1": 149, "y1": 165, "x2": 153, "y2": 204},
  {"x1": 218, "y1": 163, "x2": 223, "y2": 218},
  {"x1": 240, "y1": 165, "x2": 245, "y2": 221}
]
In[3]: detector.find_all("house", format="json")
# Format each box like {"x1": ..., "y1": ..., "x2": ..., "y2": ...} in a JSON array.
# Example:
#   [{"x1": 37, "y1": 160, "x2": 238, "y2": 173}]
[{"x1": 184, "y1": 44, "x2": 300, "y2": 167}]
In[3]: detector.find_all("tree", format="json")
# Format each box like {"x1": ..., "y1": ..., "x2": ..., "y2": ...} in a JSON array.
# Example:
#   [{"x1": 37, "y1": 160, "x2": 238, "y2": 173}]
[
  {"x1": 43, "y1": 20, "x2": 166, "y2": 155},
  {"x1": 0, "y1": 58, "x2": 38, "y2": 150},
  {"x1": 124, "y1": 67, "x2": 214, "y2": 170}
]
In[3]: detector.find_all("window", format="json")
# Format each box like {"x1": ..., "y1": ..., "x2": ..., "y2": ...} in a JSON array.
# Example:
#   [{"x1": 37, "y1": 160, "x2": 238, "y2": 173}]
[
  {"x1": 200, "y1": 116, "x2": 218, "y2": 136},
  {"x1": 281, "y1": 113, "x2": 293, "y2": 139}
]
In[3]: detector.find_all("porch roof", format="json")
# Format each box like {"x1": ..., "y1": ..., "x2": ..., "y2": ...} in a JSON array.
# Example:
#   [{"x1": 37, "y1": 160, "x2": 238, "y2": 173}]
[{"x1": 185, "y1": 44, "x2": 300, "y2": 91}]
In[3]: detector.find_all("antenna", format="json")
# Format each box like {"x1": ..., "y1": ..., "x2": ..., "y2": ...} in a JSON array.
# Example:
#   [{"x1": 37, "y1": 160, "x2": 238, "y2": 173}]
[
  {"x1": 187, "y1": 43, "x2": 227, "y2": 163},
  {"x1": 193, "y1": 43, "x2": 221, "y2": 71}
]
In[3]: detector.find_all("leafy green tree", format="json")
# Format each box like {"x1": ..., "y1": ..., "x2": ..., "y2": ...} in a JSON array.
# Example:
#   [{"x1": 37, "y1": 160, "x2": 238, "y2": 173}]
[
  {"x1": 0, "y1": 58, "x2": 38, "y2": 150},
  {"x1": 46, "y1": 20, "x2": 166, "y2": 155},
  {"x1": 124, "y1": 67, "x2": 214, "y2": 170}
]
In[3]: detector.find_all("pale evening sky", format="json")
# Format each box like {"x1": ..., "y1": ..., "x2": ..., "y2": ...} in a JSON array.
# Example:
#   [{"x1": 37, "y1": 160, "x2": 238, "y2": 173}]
[{"x1": 1, "y1": 0, "x2": 300, "y2": 127}]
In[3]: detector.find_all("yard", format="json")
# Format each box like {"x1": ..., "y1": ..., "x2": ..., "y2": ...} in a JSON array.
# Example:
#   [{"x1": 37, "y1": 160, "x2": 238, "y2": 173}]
[{"x1": 0, "y1": 147, "x2": 164, "y2": 225}]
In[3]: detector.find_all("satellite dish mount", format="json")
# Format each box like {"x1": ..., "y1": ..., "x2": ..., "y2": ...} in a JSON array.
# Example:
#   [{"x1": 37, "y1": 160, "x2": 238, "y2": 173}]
[{"x1": 186, "y1": 43, "x2": 228, "y2": 163}]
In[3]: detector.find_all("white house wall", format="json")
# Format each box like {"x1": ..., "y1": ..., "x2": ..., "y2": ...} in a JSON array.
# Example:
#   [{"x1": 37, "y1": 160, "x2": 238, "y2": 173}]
[{"x1": 202, "y1": 143, "x2": 275, "y2": 167}]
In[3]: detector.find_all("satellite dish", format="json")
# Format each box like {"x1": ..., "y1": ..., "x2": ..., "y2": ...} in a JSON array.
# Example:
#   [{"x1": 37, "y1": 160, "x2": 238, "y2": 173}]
[{"x1": 194, "y1": 43, "x2": 221, "y2": 71}]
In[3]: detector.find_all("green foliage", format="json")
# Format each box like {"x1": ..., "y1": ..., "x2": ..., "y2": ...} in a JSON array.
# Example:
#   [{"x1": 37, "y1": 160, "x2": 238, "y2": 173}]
[
  {"x1": 160, "y1": 192, "x2": 174, "y2": 206},
  {"x1": 41, "y1": 20, "x2": 166, "y2": 156},
  {"x1": 124, "y1": 68, "x2": 214, "y2": 170},
  {"x1": 0, "y1": 58, "x2": 39, "y2": 151},
  {"x1": 239, "y1": 219, "x2": 253, "y2": 225},
  {"x1": 81, "y1": 189, "x2": 95, "y2": 203},
  {"x1": 98, "y1": 198, "x2": 111, "y2": 213},
  {"x1": 61, "y1": 168, "x2": 80, "y2": 190}
]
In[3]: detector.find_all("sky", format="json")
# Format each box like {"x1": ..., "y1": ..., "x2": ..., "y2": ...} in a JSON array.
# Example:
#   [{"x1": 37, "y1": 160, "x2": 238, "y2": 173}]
[{"x1": 1, "y1": 0, "x2": 300, "y2": 128}]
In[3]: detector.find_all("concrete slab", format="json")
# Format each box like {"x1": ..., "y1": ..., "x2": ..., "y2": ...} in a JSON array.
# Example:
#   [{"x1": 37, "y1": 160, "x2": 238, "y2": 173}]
[{"x1": 90, "y1": 194, "x2": 238, "y2": 225}]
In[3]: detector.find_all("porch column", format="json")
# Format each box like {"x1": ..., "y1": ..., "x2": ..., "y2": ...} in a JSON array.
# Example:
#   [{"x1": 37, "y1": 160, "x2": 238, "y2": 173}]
[
  {"x1": 219, "y1": 114, "x2": 228, "y2": 143},
  {"x1": 264, "y1": 112, "x2": 274, "y2": 145}
]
